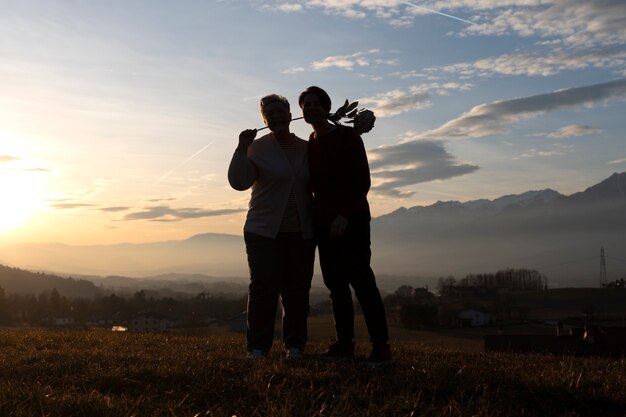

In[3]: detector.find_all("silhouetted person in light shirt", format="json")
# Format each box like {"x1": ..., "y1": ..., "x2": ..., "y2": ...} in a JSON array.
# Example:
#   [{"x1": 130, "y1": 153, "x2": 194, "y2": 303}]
[
  {"x1": 299, "y1": 86, "x2": 391, "y2": 366},
  {"x1": 228, "y1": 94, "x2": 315, "y2": 360}
]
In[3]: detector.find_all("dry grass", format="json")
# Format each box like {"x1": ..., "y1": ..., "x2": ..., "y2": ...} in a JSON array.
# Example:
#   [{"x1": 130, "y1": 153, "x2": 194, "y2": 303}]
[{"x1": 0, "y1": 327, "x2": 624, "y2": 417}]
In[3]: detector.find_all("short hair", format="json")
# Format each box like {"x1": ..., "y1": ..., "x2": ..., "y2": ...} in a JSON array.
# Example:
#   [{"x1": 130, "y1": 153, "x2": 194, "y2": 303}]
[
  {"x1": 298, "y1": 86, "x2": 332, "y2": 113},
  {"x1": 260, "y1": 94, "x2": 290, "y2": 116}
]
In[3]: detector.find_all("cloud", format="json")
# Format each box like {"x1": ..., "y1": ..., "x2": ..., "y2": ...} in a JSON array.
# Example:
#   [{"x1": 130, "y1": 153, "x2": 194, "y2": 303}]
[
  {"x1": 461, "y1": 0, "x2": 626, "y2": 48},
  {"x1": 123, "y1": 205, "x2": 245, "y2": 221},
  {"x1": 262, "y1": 3, "x2": 304, "y2": 13},
  {"x1": 99, "y1": 206, "x2": 130, "y2": 212},
  {"x1": 282, "y1": 49, "x2": 396, "y2": 74},
  {"x1": 533, "y1": 125, "x2": 603, "y2": 139},
  {"x1": 281, "y1": 66, "x2": 306, "y2": 75},
  {"x1": 0, "y1": 156, "x2": 48, "y2": 172},
  {"x1": 368, "y1": 138, "x2": 479, "y2": 197},
  {"x1": 50, "y1": 203, "x2": 97, "y2": 210},
  {"x1": 412, "y1": 78, "x2": 626, "y2": 140},
  {"x1": 360, "y1": 89, "x2": 431, "y2": 117},
  {"x1": 431, "y1": 49, "x2": 626, "y2": 78},
  {"x1": 264, "y1": 1, "x2": 626, "y2": 50},
  {"x1": 361, "y1": 78, "x2": 626, "y2": 196},
  {"x1": 305, "y1": 1, "x2": 368, "y2": 19},
  {"x1": 360, "y1": 82, "x2": 473, "y2": 117},
  {"x1": 607, "y1": 157, "x2": 626, "y2": 165},
  {"x1": 390, "y1": 70, "x2": 429, "y2": 80},
  {"x1": 312, "y1": 53, "x2": 370, "y2": 71},
  {"x1": 517, "y1": 149, "x2": 565, "y2": 159},
  {"x1": 147, "y1": 198, "x2": 177, "y2": 203},
  {"x1": 283, "y1": 1, "x2": 435, "y2": 25},
  {"x1": 375, "y1": 58, "x2": 400, "y2": 66}
]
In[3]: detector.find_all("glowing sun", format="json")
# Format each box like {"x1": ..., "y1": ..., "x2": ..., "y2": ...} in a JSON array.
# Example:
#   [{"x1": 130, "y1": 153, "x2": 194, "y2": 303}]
[{"x1": 0, "y1": 169, "x2": 43, "y2": 233}]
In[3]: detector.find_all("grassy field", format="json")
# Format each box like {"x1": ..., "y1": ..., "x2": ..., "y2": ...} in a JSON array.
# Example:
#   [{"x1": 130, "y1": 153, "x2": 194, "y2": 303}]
[{"x1": 0, "y1": 325, "x2": 625, "y2": 417}]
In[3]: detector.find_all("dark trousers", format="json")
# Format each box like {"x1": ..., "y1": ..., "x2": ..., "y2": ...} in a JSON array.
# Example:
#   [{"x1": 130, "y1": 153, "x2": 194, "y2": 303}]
[
  {"x1": 317, "y1": 215, "x2": 389, "y2": 344},
  {"x1": 244, "y1": 231, "x2": 315, "y2": 353}
]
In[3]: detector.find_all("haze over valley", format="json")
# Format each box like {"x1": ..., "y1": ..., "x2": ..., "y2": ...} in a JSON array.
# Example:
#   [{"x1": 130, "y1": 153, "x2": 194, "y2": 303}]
[{"x1": 2, "y1": 172, "x2": 624, "y2": 290}]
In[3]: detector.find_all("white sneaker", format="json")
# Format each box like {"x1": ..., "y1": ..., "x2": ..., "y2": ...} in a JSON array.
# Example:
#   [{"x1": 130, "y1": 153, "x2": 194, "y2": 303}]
[
  {"x1": 246, "y1": 349, "x2": 265, "y2": 360},
  {"x1": 286, "y1": 347, "x2": 303, "y2": 360}
]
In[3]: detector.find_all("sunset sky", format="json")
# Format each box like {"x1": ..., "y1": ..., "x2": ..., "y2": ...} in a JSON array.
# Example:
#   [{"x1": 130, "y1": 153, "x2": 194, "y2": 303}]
[{"x1": 1, "y1": 0, "x2": 625, "y2": 246}]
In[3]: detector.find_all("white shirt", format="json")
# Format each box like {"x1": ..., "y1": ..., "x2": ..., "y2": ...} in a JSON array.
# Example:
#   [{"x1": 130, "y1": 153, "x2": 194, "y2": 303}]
[{"x1": 227, "y1": 132, "x2": 314, "y2": 239}]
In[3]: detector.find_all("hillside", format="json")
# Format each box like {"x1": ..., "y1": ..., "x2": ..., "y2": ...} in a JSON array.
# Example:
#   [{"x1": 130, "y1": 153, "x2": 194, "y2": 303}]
[{"x1": 0, "y1": 264, "x2": 100, "y2": 297}]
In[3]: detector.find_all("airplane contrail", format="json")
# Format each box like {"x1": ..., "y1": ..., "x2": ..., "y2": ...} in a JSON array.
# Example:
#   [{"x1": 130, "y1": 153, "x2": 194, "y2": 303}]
[
  {"x1": 402, "y1": 2, "x2": 477, "y2": 25},
  {"x1": 154, "y1": 141, "x2": 214, "y2": 185}
]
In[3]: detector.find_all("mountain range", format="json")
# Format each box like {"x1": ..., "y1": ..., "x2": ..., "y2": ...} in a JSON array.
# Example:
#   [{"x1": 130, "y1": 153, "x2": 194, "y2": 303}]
[
  {"x1": 1, "y1": 172, "x2": 625, "y2": 289},
  {"x1": 372, "y1": 172, "x2": 626, "y2": 286}
]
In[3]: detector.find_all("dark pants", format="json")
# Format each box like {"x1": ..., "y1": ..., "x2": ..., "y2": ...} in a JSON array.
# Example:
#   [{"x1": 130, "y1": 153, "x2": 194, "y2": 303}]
[
  {"x1": 244, "y1": 231, "x2": 315, "y2": 353},
  {"x1": 317, "y1": 215, "x2": 389, "y2": 344}
]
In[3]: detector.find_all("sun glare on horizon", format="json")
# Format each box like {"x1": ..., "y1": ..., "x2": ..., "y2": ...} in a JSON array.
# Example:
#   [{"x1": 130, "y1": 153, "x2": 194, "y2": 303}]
[{"x1": 0, "y1": 167, "x2": 44, "y2": 233}]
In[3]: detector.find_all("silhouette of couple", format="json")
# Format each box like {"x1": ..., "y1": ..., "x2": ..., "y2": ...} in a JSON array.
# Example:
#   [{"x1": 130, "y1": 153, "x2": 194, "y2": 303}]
[{"x1": 228, "y1": 86, "x2": 391, "y2": 365}]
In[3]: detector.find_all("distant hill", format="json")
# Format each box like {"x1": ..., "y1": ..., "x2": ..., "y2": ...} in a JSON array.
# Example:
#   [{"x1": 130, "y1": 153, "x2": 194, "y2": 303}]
[
  {"x1": 83, "y1": 272, "x2": 250, "y2": 298},
  {"x1": 0, "y1": 233, "x2": 246, "y2": 277},
  {"x1": 0, "y1": 264, "x2": 101, "y2": 297},
  {"x1": 0, "y1": 265, "x2": 252, "y2": 299},
  {"x1": 1, "y1": 172, "x2": 625, "y2": 288}
]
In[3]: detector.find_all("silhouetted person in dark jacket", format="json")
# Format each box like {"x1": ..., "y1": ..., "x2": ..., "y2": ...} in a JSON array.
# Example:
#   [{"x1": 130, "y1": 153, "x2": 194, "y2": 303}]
[{"x1": 299, "y1": 86, "x2": 391, "y2": 366}]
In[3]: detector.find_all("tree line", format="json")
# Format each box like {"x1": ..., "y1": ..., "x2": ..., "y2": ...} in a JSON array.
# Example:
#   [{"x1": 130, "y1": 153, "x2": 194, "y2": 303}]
[
  {"x1": 0, "y1": 286, "x2": 246, "y2": 327},
  {"x1": 382, "y1": 268, "x2": 549, "y2": 330},
  {"x1": 438, "y1": 268, "x2": 548, "y2": 293}
]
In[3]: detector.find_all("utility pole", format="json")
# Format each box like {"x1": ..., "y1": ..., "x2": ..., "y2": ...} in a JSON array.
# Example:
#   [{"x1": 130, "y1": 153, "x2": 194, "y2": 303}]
[{"x1": 600, "y1": 246, "x2": 608, "y2": 287}]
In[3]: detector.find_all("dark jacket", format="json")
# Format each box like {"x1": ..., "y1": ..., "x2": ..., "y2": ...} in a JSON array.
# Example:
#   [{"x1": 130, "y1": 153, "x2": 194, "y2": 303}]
[{"x1": 308, "y1": 125, "x2": 371, "y2": 227}]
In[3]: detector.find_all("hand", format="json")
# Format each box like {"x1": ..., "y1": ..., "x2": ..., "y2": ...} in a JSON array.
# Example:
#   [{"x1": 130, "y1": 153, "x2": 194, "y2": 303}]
[
  {"x1": 353, "y1": 110, "x2": 375, "y2": 135},
  {"x1": 330, "y1": 215, "x2": 348, "y2": 240},
  {"x1": 237, "y1": 129, "x2": 257, "y2": 153}
]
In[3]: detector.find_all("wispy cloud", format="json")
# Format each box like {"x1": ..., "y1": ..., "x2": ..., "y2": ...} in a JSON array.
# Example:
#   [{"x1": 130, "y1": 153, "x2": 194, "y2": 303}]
[
  {"x1": 147, "y1": 198, "x2": 177, "y2": 203},
  {"x1": 390, "y1": 70, "x2": 429, "y2": 80},
  {"x1": 403, "y1": 1, "x2": 477, "y2": 25},
  {"x1": 281, "y1": 66, "x2": 306, "y2": 75},
  {"x1": 282, "y1": 49, "x2": 396, "y2": 74},
  {"x1": 460, "y1": 0, "x2": 626, "y2": 48},
  {"x1": 123, "y1": 205, "x2": 245, "y2": 221},
  {"x1": 607, "y1": 157, "x2": 626, "y2": 165},
  {"x1": 99, "y1": 206, "x2": 130, "y2": 212},
  {"x1": 0, "y1": 155, "x2": 21, "y2": 163},
  {"x1": 411, "y1": 78, "x2": 626, "y2": 140},
  {"x1": 264, "y1": 0, "x2": 625, "y2": 46},
  {"x1": 0, "y1": 156, "x2": 48, "y2": 172},
  {"x1": 270, "y1": 1, "x2": 469, "y2": 26},
  {"x1": 50, "y1": 203, "x2": 97, "y2": 210},
  {"x1": 360, "y1": 89, "x2": 431, "y2": 117},
  {"x1": 430, "y1": 49, "x2": 626, "y2": 79},
  {"x1": 532, "y1": 125, "x2": 603, "y2": 139},
  {"x1": 360, "y1": 82, "x2": 473, "y2": 117},
  {"x1": 368, "y1": 137, "x2": 479, "y2": 197},
  {"x1": 362, "y1": 78, "x2": 626, "y2": 196},
  {"x1": 312, "y1": 52, "x2": 371, "y2": 71},
  {"x1": 262, "y1": 3, "x2": 304, "y2": 13},
  {"x1": 517, "y1": 149, "x2": 565, "y2": 159}
]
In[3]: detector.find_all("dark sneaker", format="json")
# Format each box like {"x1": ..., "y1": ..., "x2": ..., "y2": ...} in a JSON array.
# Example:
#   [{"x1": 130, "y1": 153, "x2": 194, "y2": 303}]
[
  {"x1": 286, "y1": 347, "x2": 303, "y2": 360},
  {"x1": 364, "y1": 343, "x2": 392, "y2": 367},
  {"x1": 318, "y1": 340, "x2": 355, "y2": 360},
  {"x1": 246, "y1": 349, "x2": 266, "y2": 360}
]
